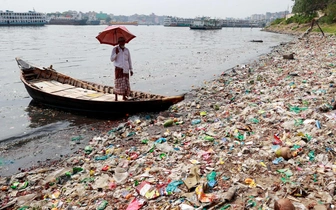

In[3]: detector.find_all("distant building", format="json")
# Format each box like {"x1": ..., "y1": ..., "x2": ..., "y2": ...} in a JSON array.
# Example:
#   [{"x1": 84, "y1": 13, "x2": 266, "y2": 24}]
[
  {"x1": 264, "y1": 11, "x2": 289, "y2": 21},
  {"x1": 251, "y1": 14, "x2": 265, "y2": 21},
  {"x1": 96, "y1": 12, "x2": 108, "y2": 20}
]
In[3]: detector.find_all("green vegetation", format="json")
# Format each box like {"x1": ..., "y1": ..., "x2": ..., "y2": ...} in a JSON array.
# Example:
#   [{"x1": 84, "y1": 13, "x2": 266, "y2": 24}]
[
  {"x1": 285, "y1": 13, "x2": 316, "y2": 24},
  {"x1": 292, "y1": 0, "x2": 331, "y2": 15},
  {"x1": 267, "y1": 0, "x2": 336, "y2": 34},
  {"x1": 271, "y1": 18, "x2": 285, "y2": 25},
  {"x1": 291, "y1": 0, "x2": 336, "y2": 23},
  {"x1": 312, "y1": 23, "x2": 336, "y2": 33}
]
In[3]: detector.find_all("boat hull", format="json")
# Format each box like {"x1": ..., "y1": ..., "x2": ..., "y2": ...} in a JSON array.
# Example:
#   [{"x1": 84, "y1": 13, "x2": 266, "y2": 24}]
[
  {"x1": 0, "y1": 10, "x2": 46, "y2": 26},
  {"x1": 164, "y1": 23, "x2": 190, "y2": 27},
  {"x1": 86, "y1": 20, "x2": 100, "y2": 25},
  {"x1": 0, "y1": 22, "x2": 45, "y2": 26},
  {"x1": 16, "y1": 58, "x2": 184, "y2": 116},
  {"x1": 23, "y1": 82, "x2": 178, "y2": 115},
  {"x1": 47, "y1": 18, "x2": 88, "y2": 25},
  {"x1": 190, "y1": 26, "x2": 222, "y2": 30}
]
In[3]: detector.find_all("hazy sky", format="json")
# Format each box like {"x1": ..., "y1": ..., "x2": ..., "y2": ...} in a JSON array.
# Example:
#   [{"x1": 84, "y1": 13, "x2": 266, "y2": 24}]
[{"x1": 1, "y1": 0, "x2": 294, "y2": 18}]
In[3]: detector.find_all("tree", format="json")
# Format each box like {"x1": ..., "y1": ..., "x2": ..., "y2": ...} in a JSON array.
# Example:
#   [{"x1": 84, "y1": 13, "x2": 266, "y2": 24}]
[
  {"x1": 292, "y1": 0, "x2": 330, "y2": 14},
  {"x1": 326, "y1": 2, "x2": 336, "y2": 23}
]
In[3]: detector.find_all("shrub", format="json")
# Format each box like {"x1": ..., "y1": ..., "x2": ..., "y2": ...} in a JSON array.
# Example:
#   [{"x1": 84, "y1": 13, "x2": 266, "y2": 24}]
[
  {"x1": 325, "y1": 3, "x2": 336, "y2": 23},
  {"x1": 271, "y1": 18, "x2": 285, "y2": 25},
  {"x1": 319, "y1": 15, "x2": 334, "y2": 24},
  {"x1": 285, "y1": 13, "x2": 317, "y2": 24}
]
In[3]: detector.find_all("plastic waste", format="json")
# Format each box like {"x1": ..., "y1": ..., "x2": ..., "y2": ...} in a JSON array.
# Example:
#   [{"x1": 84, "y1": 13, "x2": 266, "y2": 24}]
[
  {"x1": 84, "y1": 145, "x2": 93, "y2": 154},
  {"x1": 126, "y1": 198, "x2": 146, "y2": 210},
  {"x1": 273, "y1": 134, "x2": 283, "y2": 145},
  {"x1": 195, "y1": 183, "x2": 216, "y2": 203},
  {"x1": 95, "y1": 155, "x2": 109, "y2": 161},
  {"x1": 273, "y1": 157, "x2": 285, "y2": 164},
  {"x1": 316, "y1": 120, "x2": 321, "y2": 129},
  {"x1": 72, "y1": 167, "x2": 83, "y2": 174},
  {"x1": 97, "y1": 200, "x2": 108, "y2": 210},
  {"x1": 166, "y1": 180, "x2": 183, "y2": 194},
  {"x1": 113, "y1": 167, "x2": 129, "y2": 184},
  {"x1": 191, "y1": 119, "x2": 201, "y2": 125},
  {"x1": 206, "y1": 171, "x2": 217, "y2": 187},
  {"x1": 71, "y1": 135, "x2": 83, "y2": 141},
  {"x1": 163, "y1": 119, "x2": 174, "y2": 127}
]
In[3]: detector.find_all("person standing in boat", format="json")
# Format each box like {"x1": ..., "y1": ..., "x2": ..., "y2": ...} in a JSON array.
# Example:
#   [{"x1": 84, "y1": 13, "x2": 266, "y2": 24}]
[{"x1": 110, "y1": 36, "x2": 133, "y2": 101}]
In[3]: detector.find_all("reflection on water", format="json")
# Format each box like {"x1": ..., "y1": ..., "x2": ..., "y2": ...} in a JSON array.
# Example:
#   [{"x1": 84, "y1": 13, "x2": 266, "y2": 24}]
[
  {"x1": 26, "y1": 99, "x2": 134, "y2": 126},
  {"x1": 25, "y1": 100, "x2": 104, "y2": 128},
  {"x1": 0, "y1": 99, "x2": 126, "y2": 146}
]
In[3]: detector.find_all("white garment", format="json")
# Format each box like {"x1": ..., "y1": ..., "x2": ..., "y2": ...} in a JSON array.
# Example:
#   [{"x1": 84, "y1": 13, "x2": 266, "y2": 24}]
[{"x1": 110, "y1": 46, "x2": 133, "y2": 74}]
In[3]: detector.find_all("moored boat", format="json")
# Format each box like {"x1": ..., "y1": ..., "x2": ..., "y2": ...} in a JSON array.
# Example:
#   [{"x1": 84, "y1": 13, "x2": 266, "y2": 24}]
[
  {"x1": 190, "y1": 17, "x2": 222, "y2": 30},
  {"x1": 86, "y1": 20, "x2": 100, "y2": 25},
  {"x1": 16, "y1": 58, "x2": 184, "y2": 116},
  {"x1": 163, "y1": 16, "x2": 193, "y2": 27},
  {"x1": 86, "y1": 16, "x2": 100, "y2": 25},
  {"x1": 0, "y1": 10, "x2": 46, "y2": 26},
  {"x1": 48, "y1": 17, "x2": 88, "y2": 25}
]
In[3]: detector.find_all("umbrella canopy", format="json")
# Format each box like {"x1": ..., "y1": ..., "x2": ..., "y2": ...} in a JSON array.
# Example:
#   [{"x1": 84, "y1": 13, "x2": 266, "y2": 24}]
[{"x1": 96, "y1": 25, "x2": 136, "y2": 46}]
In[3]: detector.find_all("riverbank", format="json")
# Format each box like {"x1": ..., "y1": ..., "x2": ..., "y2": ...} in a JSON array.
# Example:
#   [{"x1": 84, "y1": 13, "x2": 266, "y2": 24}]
[
  {"x1": 1, "y1": 33, "x2": 336, "y2": 209},
  {"x1": 263, "y1": 21, "x2": 336, "y2": 36}
]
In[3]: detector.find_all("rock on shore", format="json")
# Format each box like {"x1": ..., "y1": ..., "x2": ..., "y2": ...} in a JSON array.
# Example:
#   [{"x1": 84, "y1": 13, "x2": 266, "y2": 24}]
[{"x1": 1, "y1": 33, "x2": 336, "y2": 209}]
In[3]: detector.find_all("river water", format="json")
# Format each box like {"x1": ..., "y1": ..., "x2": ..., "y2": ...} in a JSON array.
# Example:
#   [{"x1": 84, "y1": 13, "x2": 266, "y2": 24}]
[{"x1": 0, "y1": 25, "x2": 293, "y2": 175}]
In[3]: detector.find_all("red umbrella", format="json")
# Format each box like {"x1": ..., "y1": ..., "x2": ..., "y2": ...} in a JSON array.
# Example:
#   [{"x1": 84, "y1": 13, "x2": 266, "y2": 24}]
[{"x1": 96, "y1": 25, "x2": 136, "y2": 46}]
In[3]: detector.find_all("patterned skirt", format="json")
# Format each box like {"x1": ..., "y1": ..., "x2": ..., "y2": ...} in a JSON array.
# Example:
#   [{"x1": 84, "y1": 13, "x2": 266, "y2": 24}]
[{"x1": 113, "y1": 67, "x2": 130, "y2": 96}]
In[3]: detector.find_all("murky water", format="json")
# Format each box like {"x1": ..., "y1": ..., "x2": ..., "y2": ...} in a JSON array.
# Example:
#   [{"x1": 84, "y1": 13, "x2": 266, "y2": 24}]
[{"x1": 0, "y1": 25, "x2": 293, "y2": 146}]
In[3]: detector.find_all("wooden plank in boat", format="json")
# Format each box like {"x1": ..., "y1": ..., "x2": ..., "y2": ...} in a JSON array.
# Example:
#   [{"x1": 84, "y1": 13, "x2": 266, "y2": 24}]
[
  {"x1": 51, "y1": 88, "x2": 98, "y2": 98},
  {"x1": 31, "y1": 81, "x2": 53, "y2": 88},
  {"x1": 52, "y1": 89, "x2": 86, "y2": 98},
  {"x1": 31, "y1": 79, "x2": 73, "y2": 89},
  {"x1": 38, "y1": 85, "x2": 73, "y2": 93},
  {"x1": 49, "y1": 80, "x2": 74, "y2": 88},
  {"x1": 76, "y1": 94, "x2": 108, "y2": 100},
  {"x1": 92, "y1": 94, "x2": 125, "y2": 101}
]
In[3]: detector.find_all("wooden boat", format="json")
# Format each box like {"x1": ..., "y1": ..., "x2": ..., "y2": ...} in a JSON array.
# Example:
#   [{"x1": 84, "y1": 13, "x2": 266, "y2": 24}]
[{"x1": 16, "y1": 58, "x2": 184, "y2": 116}]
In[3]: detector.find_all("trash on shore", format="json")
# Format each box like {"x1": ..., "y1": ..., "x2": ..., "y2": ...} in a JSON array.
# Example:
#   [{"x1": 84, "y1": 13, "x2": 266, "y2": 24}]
[{"x1": 1, "y1": 33, "x2": 336, "y2": 209}]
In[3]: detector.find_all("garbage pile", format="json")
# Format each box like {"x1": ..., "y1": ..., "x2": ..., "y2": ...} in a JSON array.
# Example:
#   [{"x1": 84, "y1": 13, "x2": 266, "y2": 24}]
[{"x1": 1, "y1": 34, "x2": 336, "y2": 210}]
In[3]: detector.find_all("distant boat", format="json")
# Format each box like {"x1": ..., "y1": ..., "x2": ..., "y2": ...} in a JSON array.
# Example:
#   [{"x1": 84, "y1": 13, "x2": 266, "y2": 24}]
[
  {"x1": 86, "y1": 16, "x2": 100, "y2": 25},
  {"x1": 47, "y1": 16, "x2": 88, "y2": 25},
  {"x1": 164, "y1": 16, "x2": 193, "y2": 27},
  {"x1": 190, "y1": 17, "x2": 222, "y2": 30},
  {"x1": 0, "y1": 10, "x2": 46, "y2": 26},
  {"x1": 86, "y1": 20, "x2": 100, "y2": 25},
  {"x1": 110, "y1": 21, "x2": 138, "y2": 26}
]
